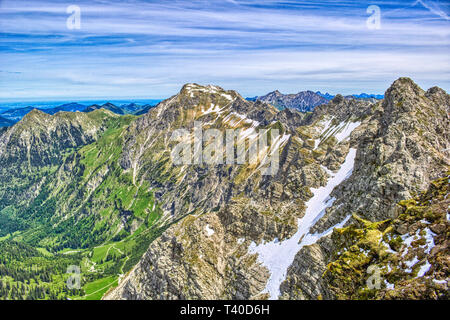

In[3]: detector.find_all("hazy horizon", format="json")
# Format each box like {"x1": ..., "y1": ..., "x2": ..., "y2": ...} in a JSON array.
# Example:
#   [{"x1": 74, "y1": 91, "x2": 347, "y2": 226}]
[
  {"x1": 0, "y1": 86, "x2": 387, "y2": 104},
  {"x1": 0, "y1": 82, "x2": 390, "y2": 108},
  {"x1": 0, "y1": 99, "x2": 163, "y2": 113}
]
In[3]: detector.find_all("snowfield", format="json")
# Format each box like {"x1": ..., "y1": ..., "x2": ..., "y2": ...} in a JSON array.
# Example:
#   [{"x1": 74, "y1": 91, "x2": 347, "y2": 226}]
[
  {"x1": 334, "y1": 121, "x2": 361, "y2": 143},
  {"x1": 249, "y1": 148, "x2": 357, "y2": 299}
]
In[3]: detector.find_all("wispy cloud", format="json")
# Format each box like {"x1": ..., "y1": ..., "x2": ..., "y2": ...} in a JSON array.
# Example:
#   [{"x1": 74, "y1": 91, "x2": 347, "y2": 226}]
[
  {"x1": 0, "y1": 0, "x2": 449, "y2": 99},
  {"x1": 415, "y1": 0, "x2": 449, "y2": 20}
]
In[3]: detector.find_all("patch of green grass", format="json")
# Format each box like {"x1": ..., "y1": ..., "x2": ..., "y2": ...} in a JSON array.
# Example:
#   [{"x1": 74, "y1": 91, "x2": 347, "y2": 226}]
[{"x1": 76, "y1": 276, "x2": 118, "y2": 300}]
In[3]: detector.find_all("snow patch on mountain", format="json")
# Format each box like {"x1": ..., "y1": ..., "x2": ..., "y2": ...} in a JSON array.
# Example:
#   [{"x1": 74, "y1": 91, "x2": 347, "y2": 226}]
[
  {"x1": 334, "y1": 121, "x2": 361, "y2": 143},
  {"x1": 249, "y1": 148, "x2": 357, "y2": 299}
]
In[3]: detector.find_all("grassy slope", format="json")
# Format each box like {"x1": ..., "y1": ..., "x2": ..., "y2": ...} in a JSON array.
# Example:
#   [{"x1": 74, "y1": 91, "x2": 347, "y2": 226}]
[{"x1": 0, "y1": 113, "x2": 168, "y2": 300}]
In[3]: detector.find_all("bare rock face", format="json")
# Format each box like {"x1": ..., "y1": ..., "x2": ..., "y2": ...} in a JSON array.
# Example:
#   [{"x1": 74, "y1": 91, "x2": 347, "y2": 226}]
[
  {"x1": 106, "y1": 212, "x2": 270, "y2": 300},
  {"x1": 316, "y1": 77, "x2": 449, "y2": 229},
  {"x1": 280, "y1": 78, "x2": 449, "y2": 300},
  {"x1": 105, "y1": 78, "x2": 449, "y2": 301}
]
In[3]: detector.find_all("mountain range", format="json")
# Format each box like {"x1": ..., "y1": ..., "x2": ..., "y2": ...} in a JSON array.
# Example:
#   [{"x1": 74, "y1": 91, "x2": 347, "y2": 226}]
[
  {"x1": 0, "y1": 102, "x2": 157, "y2": 127},
  {"x1": 0, "y1": 116, "x2": 14, "y2": 127},
  {"x1": 249, "y1": 90, "x2": 384, "y2": 112},
  {"x1": 0, "y1": 78, "x2": 448, "y2": 300},
  {"x1": 0, "y1": 90, "x2": 384, "y2": 128},
  {"x1": 316, "y1": 91, "x2": 384, "y2": 100}
]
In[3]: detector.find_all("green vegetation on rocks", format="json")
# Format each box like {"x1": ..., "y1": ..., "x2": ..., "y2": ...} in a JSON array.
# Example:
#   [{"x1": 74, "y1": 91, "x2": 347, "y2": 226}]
[{"x1": 324, "y1": 172, "x2": 449, "y2": 300}]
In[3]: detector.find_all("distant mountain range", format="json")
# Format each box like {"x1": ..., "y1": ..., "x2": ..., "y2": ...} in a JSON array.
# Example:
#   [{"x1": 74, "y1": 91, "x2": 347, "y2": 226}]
[
  {"x1": 248, "y1": 90, "x2": 384, "y2": 112},
  {"x1": 44, "y1": 102, "x2": 87, "y2": 114},
  {"x1": 84, "y1": 103, "x2": 127, "y2": 115},
  {"x1": 0, "y1": 102, "x2": 158, "y2": 127},
  {"x1": 133, "y1": 104, "x2": 154, "y2": 116},
  {"x1": 85, "y1": 102, "x2": 154, "y2": 115},
  {"x1": 0, "y1": 91, "x2": 384, "y2": 128},
  {"x1": 316, "y1": 91, "x2": 385, "y2": 100},
  {"x1": 0, "y1": 115, "x2": 14, "y2": 127},
  {"x1": 315, "y1": 91, "x2": 335, "y2": 100},
  {"x1": 248, "y1": 90, "x2": 328, "y2": 112},
  {"x1": 0, "y1": 106, "x2": 36, "y2": 123},
  {"x1": 120, "y1": 103, "x2": 146, "y2": 114}
]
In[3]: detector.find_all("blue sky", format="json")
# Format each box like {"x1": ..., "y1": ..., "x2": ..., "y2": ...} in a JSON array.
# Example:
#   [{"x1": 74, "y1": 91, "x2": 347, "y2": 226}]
[{"x1": 0, "y1": 0, "x2": 449, "y2": 101}]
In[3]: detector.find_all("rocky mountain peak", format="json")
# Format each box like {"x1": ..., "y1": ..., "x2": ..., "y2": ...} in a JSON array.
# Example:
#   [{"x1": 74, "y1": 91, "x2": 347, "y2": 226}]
[
  {"x1": 389, "y1": 77, "x2": 423, "y2": 91},
  {"x1": 331, "y1": 94, "x2": 345, "y2": 104},
  {"x1": 382, "y1": 77, "x2": 425, "y2": 113},
  {"x1": 145, "y1": 83, "x2": 275, "y2": 129},
  {"x1": 22, "y1": 108, "x2": 48, "y2": 119},
  {"x1": 14, "y1": 108, "x2": 54, "y2": 130},
  {"x1": 426, "y1": 86, "x2": 447, "y2": 96},
  {"x1": 381, "y1": 78, "x2": 449, "y2": 129},
  {"x1": 181, "y1": 83, "x2": 227, "y2": 95},
  {"x1": 426, "y1": 86, "x2": 450, "y2": 106},
  {"x1": 267, "y1": 90, "x2": 282, "y2": 97}
]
